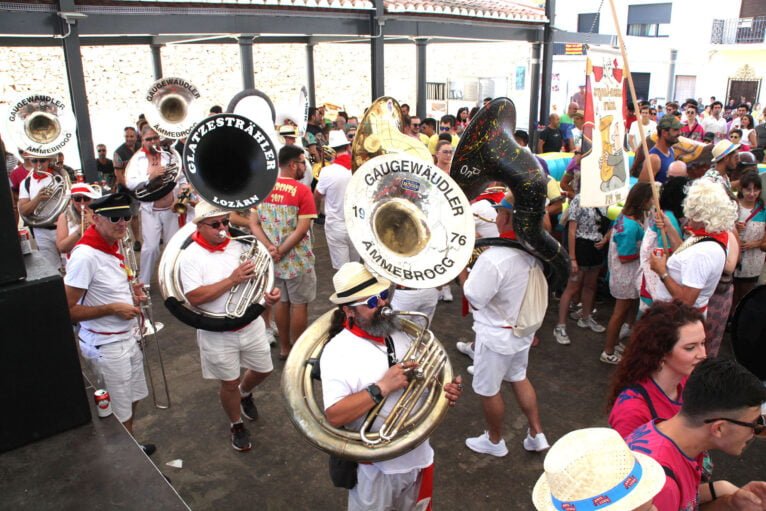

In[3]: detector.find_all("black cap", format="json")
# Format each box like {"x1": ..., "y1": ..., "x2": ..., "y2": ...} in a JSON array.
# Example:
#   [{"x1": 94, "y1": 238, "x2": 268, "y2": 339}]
[{"x1": 88, "y1": 192, "x2": 138, "y2": 218}]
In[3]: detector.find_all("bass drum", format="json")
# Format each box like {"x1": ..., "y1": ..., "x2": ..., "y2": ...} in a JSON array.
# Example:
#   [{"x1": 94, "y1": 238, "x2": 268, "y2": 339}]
[{"x1": 730, "y1": 285, "x2": 766, "y2": 380}]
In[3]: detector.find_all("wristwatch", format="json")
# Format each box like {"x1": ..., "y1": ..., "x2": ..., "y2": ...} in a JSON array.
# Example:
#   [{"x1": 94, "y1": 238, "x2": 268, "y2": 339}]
[
  {"x1": 366, "y1": 383, "x2": 383, "y2": 404},
  {"x1": 660, "y1": 272, "x2": 670, "y2": 282}
]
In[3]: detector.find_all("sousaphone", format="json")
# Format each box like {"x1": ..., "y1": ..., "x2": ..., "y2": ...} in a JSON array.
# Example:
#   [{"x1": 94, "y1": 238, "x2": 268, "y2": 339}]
[
  {"x1": 730, "y1": 285, "x2": 766, "y2": 381},
  {"x1": 144, "y1": 77, "x2": 205, "y2": 140}
]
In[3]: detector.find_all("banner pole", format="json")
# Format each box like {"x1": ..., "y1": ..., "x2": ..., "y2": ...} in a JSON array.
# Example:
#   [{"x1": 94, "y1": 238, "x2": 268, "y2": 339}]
[{"x1": 606, "y1": 0, "x2": 668, "y2": 249}]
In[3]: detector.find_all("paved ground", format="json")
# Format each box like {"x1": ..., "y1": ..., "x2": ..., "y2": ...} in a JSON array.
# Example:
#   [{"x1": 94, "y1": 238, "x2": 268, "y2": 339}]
[{"x1": 133, "y1": 223, "x2": 765, "y2": 510}]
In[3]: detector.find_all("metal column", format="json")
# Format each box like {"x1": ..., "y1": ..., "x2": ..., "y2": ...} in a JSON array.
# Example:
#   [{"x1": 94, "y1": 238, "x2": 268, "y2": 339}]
[
  {"x1": 238, "y1": 35, "x2": 255, "y2": 90},
  {"x1": 150, "y1": 43, "x2": 163, "y2": 80},
  {"x1": 415, "y1": 38, "x2": 428, "y2": 119},
  {"x1": 306, "y1": 43, "x2": 316, "y2": 107},
  {"x1": 539, "y1": 0, "x2": 555, "y2": 123},
  {"x1": 528, "y1": 42, "x2": 542, "y2": 139},
  {"x1": 666, "y1": 49, "x2": 678, "y2": 102},
  {"x1": 58, "y1": 1, "x2": 97, "y2": 181},
  {"x1": 370, "y1": 0, "x2": 385, "y2": 101}
]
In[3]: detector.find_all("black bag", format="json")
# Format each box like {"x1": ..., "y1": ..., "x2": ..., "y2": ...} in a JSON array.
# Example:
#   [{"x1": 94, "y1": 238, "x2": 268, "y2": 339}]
[{"x1": 328, "y1": 455, "x2": 358, "y2": 489}]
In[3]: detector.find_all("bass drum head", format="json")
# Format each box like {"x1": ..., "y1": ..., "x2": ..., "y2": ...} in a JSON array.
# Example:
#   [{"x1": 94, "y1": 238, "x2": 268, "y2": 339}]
[{"x1": 731, "y1": 284, "x2": 766, "y2": 380}]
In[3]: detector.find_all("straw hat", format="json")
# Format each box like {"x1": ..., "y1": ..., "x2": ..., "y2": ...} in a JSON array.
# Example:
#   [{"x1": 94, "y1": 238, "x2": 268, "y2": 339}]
[
  {"x1": 278, "y1": 125, "x2": 298, "y2": 138},
  {"x1": 532, "y1": 428, "x2": 665, "y2": 511},
  {"x1": 330, "y1": 262, "x2": 391, "y2": 305},
  {"x1": 192, "y1": 200, "x2": 229, "y2": 224},
  {"x1": 328, "y1": 129, "x2": 350, "y2": 149},
  {"x1": 711, "y1": 140, "x2": 741, "y2": 163}
]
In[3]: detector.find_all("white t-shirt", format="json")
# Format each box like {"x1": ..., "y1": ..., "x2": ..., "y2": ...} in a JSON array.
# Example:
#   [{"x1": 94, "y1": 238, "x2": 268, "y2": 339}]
[
  {"x1": 315, "y1": 162, "x2": 351, "y2": 228},
  {"x1": 178, "y1": 238, "x2": 243, "y2": 315},
  {"x1": 320, "y1": 328, "x2": 434, "y2": 474},
  {"x1": 702, "y1": 116, "x2": 727, "y2": 143},
  {"x1": 125, "y1": 150, "x2": 175, "y2": 209},
  {"x1": 463, "y1": 245, "x2": 537, "y2": 353},
  {"x1": 628, "y1": 120, "x2": 657, "y2": 150},
  {"x1": 653, "y1": 239, "x2": 726, "y2": 310},
  {"x1": 65, "y1": 244, "x2": 137, "y2": 346},
  {"x1": 18, "y1": 173, "x2": 53, "y2": 202},
  {"x1": 471, "y1": 200, "x2": 499, "y2": 238}
]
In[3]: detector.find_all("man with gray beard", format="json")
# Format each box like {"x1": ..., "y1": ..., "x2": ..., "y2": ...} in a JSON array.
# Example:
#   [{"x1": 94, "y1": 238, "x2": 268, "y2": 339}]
[{"x1": 320, "y1": 262, "x2": 463, "y2": 510}]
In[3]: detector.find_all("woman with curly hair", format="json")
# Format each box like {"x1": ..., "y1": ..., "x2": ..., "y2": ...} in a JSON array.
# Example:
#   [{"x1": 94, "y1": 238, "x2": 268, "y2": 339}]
[
  {"x1": 649, "y1": 178, "x2": 738, "y2": 316},
  {"x1": 607, "y1": 300, "x2": 706, "y2": 438}
]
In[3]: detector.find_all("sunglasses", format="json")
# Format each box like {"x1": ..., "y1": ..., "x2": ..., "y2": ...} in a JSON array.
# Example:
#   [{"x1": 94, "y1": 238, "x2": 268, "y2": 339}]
[
  {"x1": 439, "y1": 126, "x2": 450, "y2": 132},
  {"x1": 686, "y1": 110, "x2": 697, "y2": 115},
  {"x1": 72, "y1": 195, "x2": 91, "y2": 203},
  {"x1": 97, "y1": 149, "x2": 106, "y2": 153},
  {"x1": 144, "y1": 136, "x2": 160, "y2": 142},
  {"x1": 108, "y1": 215, "x2": 133, "y2": 223},
  {"x1": 203, "y1": 218, "x2": 230, "y2": 229},
  {"x1": 704, "y1": 415, "x2": 766, "y2": 435},
  {"x1": 411, "y1": 123, "x2": 421, "y2": 127},
  {"x1": 350, "y1": 289, "x2": 390, "y2": 309},
  {"x1": 31, "y1": 158, "x2": 49, "y2": 164}
]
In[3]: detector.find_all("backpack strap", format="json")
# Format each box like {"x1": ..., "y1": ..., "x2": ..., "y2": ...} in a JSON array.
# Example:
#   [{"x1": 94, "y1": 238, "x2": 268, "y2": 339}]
[{"x1": 626, "y1": 383, "x2": 659, "y2": 420}]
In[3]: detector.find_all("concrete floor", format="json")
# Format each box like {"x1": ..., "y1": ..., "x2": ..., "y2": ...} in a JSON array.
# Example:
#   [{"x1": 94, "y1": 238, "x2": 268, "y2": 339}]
[{"x1": 133, "y1": 223, "x2": 766, "y2": 510}]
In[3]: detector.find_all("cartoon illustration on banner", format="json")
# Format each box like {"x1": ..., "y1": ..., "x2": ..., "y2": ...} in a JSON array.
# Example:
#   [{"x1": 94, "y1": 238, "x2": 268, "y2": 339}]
[{"x1": 580, "y1": 48, "x2": 629, "y2": 208}]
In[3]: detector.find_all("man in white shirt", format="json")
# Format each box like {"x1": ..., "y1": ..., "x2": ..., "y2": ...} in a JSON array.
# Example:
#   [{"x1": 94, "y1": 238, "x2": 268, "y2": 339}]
[
  {"x1": 64, "y1": 192, "x2": 155, "y2": 454},
  {"x1": 125, "y1": 126, "x2": 180, "y2": 286},
  {"x1": 315, "y1": 130, "x2": 359, "y2": 269},
  {"x1": 17, "y1": 155, "x2": 63, "y2": 272},
  {"x1": 179, "y1": 201, "x2": 281, "y2": 452},
  {"x1": 702, "y1": 101, "x2": 728, "y2": 143},
  {"x1": 628, "y1": 103, "x2": 657, "y2": 152},
  {"x1": 463, "y1": 193, "x2": 549, "y2": 457},
  {"x1": 320, "y1": 262, "x2": 462, "y2": 510}
]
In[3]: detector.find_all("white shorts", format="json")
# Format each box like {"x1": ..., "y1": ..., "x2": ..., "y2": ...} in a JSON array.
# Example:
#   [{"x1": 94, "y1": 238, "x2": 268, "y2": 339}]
[
  {"x1": 196, "y1": 319, "x2": 273, "y2": 381},
  {"x1": 349, "y1": 464, "x2": 422, "y2": 511},
  {"x1": 80, "y1": 337, "x2": 148, "y2": 422},
  {"x1": 471, "y1": 342, "x2": 530, "y2": 397}
]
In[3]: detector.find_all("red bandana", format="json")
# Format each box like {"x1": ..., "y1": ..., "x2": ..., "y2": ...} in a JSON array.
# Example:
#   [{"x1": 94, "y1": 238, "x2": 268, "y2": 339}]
[
  {"x1": 344, "y1": 319, "x2": 385, "y2": 345},
  {"x1": 472, "y1": 191, "x2": 506, "y2": 205},
  {"x1": 192, "y1": 231, "x2": 230, "y2": 252},
  {"x1": 75, "y1": 225, "x2": 123, "y2": 261},
  {"x1": 334, "y1": 153, "x2": 352, "y2": 170},
  {"x1": 499, "y1": 230, "x2": 517, "y2": 240},
  {"x1": 684, "y1": 227, "x2": 728, "y2": 248},
  {"x1": 32, "y1": 171, "x2": 49, "y2": 181}
]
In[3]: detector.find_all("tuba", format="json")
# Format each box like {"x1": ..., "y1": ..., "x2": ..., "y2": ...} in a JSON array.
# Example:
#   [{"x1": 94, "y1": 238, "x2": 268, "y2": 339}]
[
  {"x1": 282, "y1": 98, "x2": 472, "y2": 461},
  {"x1": 144, "y1": 77, "x2": 204, "y2": 141},
  {"x1": 6, "y1": 93, "x2": 75, "y2": 226},
  {"x1": 124, "y1": 143, "x2": 182, "y2": 202},
  {"x1": 450, "y1": 98, "x2": 570, "y2": 289},
  {"x1": 158, "y1": 98, "x2": 279, "y2": 331}
]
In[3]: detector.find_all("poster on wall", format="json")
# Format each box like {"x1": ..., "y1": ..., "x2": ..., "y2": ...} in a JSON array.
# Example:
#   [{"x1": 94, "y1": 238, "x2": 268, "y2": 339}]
[
  {"x1": 515, "y1": 66, "x2": 526, "y2": 90},
  {"x1": 580, "y1": 47, "x2": 629, "y2": 208}
]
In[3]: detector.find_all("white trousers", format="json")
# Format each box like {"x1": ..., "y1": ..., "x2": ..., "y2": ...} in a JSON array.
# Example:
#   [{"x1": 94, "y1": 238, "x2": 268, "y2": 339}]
[
  {"x1": 390, "y1": 288, "x2": 439, "y2": 322},
  {"x1": 325, "y1": 223, "x2": 359, "y2": 270},
  {"x1": 139, "y1": 206, "x2": 179, "y2": 285},
  {"x1": 32, "y1": 227, "x2": 61, "y2": 273}
]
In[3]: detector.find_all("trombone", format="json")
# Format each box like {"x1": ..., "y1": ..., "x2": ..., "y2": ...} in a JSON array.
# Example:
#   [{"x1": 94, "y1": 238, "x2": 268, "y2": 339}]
[{"x1": 118, "y1": 228, "x2": 171, "y2": 409}]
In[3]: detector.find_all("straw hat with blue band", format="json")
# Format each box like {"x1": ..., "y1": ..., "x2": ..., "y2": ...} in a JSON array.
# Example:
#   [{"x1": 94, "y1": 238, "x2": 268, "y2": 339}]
[
  {"x1": 532, "y1": 428, "x2": 665, "y2": 511},
  {"x1": 711, "y1": 139, "x2": 741, "y2": 163}
]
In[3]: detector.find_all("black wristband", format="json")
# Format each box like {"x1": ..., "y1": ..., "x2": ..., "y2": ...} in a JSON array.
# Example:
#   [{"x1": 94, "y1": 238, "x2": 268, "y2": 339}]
[
  {"x1": 366, "y1": 384, "x2": 383, "y2": 404},
  {"x1": 709, "y1": 481, "x2": 717, "y2": 501}
]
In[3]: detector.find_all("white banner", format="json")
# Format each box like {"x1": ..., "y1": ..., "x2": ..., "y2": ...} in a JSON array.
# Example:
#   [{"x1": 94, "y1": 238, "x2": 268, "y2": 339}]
[{"x1": 580, "y1": 48, "x2": 629, "y2": 207}]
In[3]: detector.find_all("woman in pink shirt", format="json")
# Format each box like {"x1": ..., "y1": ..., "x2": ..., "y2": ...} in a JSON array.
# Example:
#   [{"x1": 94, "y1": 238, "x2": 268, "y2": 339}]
[{"x1": 607, "y1": 300, "x2": 707, "y2": 439}]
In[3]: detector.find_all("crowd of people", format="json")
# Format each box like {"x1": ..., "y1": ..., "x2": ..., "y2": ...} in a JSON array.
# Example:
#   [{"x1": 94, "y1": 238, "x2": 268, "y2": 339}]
[{"x1": 2, "y1": 91, "x2": 765, "y2": 510}]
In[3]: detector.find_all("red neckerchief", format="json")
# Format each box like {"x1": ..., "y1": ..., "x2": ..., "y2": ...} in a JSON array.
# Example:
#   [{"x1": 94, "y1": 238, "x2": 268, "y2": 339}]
[
  {"x1": 472, "y1": 191, "x2": 506, "y2": 205},
  {"x1": 334, "y1": 153, "x2": 352, "y2": 170},
  {"x1": 32, "y1": 171, "x2": 49, "y2": 181},
  {"x1": 499, "y1": 230, "x2": 517, "y2": 240},
  {"x1": 75, "y1": 225, "x2": 123, "y2": 261},
  {"x1": 684, "y1": 227, "x2": 728, "y2": 247},
  {"x1": 141, "y1": 147, "x2": 156, "y2": 156},
  {"x1": 344, "y1": 319, "x2": 385, "y2": 345},
  {"x1": 192, "y1": 231, "x2": 230, "y2": 253}
]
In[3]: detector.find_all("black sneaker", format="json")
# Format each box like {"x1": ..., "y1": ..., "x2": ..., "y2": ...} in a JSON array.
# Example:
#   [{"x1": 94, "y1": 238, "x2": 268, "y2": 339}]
[
  {"x1": 240, "y1": 393, "x2": 259, "y2": 421},
  {"x1": 230, "y1": 423, "x2": 252, "y2": 452},
  {"x1": 141, "y1": 443, "x2": 157, "y2": 456}
]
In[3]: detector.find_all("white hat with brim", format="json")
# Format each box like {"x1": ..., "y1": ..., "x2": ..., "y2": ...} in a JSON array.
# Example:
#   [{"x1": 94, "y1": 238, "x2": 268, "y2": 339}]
[
  {"x1": 711, "y1": 140, "x2": 741, "y2": 163},
  {"x1": 532, "y1": 428, "x2": 666, "y2": 511},
  {"x1": 330, "y1": 262, "x2": 391, "y2": 305},
  {"x1": 328, "y1": 129, "x2": 350, "y2": 149},
  {"x1": 70, "y1": 183, "x2": 102, "y2": 199},
  {"x1": 192, "y1": 200, "x2": 230, "y2": 224}
]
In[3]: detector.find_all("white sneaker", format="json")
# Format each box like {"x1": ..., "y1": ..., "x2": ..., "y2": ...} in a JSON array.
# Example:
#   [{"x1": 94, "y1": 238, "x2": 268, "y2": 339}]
[
  {"x1": 569, "y1": 308, "x2": 583, "y2": 321},
  {"x1": 456, "y1": 341, "x2": 475, "y2": 360},
  {"x1": 440, "y1": 286, "x2": 453, "y2": 302},
  {"x1": 553, "y1": 325, "x2": 571, "y2": 345},
  {"x1": 577, "y1": 316, "x2": 606, "y2": 333},
  {"x1": 600, "y1": 351, "x2": 622, "y2": 365},
  {"x1": 522, "y1": 430, "x2": 550, "y2": 452},
  {"x1": 619, "y1": 323, "x2": 631, "y2": 340},
  {"x1": 467, "y1": 365, "x2": 474, "y2": 375},
  {"x1": 614, "y1": 341, "x2": 627, "y2": 355},
  {"x1": 264, "y1": 327, "x2": 277, "y2": 347},
  {"x1": 465, "y1": 431, "x2": 508, "y2": 457}
]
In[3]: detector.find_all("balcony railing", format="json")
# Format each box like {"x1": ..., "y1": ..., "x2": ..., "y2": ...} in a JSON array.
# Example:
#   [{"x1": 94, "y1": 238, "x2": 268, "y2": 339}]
[{"x1": 711, "y1": 17, "x2": 766, "y2": 44}]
